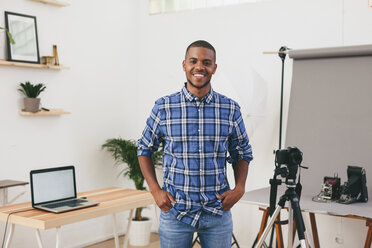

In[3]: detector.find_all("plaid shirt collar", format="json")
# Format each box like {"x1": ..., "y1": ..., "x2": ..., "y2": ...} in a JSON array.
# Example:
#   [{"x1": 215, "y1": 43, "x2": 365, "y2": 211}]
[{"x1": 181, "y1": 83, "x2": 214, "y2": 104}]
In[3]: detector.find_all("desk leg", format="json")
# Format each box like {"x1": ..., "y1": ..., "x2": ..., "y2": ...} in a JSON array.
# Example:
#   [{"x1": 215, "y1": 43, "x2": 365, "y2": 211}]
[
  {"x1": 4, "y1": 223, "x2": 14, "y2": 248},
  {"x1": 1, "y1": 188, "x2": 8, "y2": 205},
  {"x1": 309, "y1": 213, "x2": 320, "y2": 248},
  {"x1": 123, "y1": 209, "x2": 134, "y2": 248},
  {"x1": 302, "y1": 213, "x2": 314, "y2": 248},
  {"x1": 35, "y1": 229, "x2": 43, "y2": 248},
  {"x1": 112, "y1": 213, "x2": 119, "y2": 248},
  {"x1": 365, "y1": 219, "x2": 372, "y2": 248},
  {"x1": 56, "y1": 227, "x2": 61, "y2": 248}
]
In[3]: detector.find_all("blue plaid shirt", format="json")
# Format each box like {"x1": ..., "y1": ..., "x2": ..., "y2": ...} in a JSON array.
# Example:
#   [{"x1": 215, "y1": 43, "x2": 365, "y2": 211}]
[{"x1": 138, "y1": 84, "x2": 253, "y2": 226}]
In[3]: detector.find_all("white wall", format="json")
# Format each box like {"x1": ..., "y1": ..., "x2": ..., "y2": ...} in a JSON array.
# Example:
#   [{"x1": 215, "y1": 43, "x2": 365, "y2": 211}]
[
  {"x1": 0, "y1": 0, "x2": 142, "y2": 247},
  {"x1": 1, "y1": 0, "x2": 372, "y2": 247}
]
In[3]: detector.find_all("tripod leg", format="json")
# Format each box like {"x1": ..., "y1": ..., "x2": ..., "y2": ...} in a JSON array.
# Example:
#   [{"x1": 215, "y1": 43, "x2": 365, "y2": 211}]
[
  {"x1": 192, "y1": 233, "x2": 200, "y2": 247},
  {"x1": 290, "y1": 198, "x2": 309, "y2": 248},
  {"x1": 255, "y1": 206, "x2": 283, "y2": 248},
  {"x1": 292, "y1": 216, "x2": 297, "y2": 244},
  {"x1": 288, "y1": 203, "x2": 293, "y2": 248},
  {"x1": 232, "y1": 233, "x2": 240, "y2": 248}
]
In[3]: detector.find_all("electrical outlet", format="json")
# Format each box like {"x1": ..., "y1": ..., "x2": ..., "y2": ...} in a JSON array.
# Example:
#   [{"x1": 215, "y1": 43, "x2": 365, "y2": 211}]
[{"x1": 335, "y1": 234, "x2": 344, "y2": 244}]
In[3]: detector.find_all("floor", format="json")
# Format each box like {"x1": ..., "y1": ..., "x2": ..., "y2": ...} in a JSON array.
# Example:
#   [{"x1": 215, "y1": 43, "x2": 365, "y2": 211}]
[
  {"x1": 85, "y1": 233, "x2": 201, "y2": 248},
  {"x1": 85, "y1": 233, "x2": 160, "y2": 248}
]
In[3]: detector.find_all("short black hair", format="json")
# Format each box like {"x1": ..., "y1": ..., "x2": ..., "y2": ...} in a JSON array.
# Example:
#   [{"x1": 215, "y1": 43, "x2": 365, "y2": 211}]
[{"x1": 185, "y1": 40, "x2": 216, "y2": 61}]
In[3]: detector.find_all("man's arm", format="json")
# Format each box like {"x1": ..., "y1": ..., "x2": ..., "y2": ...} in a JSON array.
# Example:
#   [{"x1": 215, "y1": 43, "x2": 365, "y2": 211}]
[
  {"x1": 138, "y1": 155, "x2": 176, "y2": 211},
  {"x1": 217, "y1": 160, "x2": 249, "y2": 210},
  {"x1": 217, "y1": 104, "x2": 252, "y2": 210}
]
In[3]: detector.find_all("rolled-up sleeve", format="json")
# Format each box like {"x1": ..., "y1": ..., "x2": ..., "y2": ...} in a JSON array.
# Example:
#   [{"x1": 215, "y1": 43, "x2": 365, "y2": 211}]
[
  {"x1": 137, "y1": 101, "x2": 163, "y2": 157},
  {"x1": 227, "y1": 106, "x2": 253, "y2": 164}
]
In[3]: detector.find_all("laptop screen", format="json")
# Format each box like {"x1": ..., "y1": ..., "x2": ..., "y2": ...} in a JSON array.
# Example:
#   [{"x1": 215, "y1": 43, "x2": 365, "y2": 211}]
[{"x1": 30, "y1": 166, "x2": 77, "y2": 205}]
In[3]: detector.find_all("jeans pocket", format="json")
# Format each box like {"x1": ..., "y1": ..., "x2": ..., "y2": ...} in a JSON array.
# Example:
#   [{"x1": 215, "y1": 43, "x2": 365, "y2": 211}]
[{"x1": 160, "y1": 209, "x2": 173, "y2": 221}]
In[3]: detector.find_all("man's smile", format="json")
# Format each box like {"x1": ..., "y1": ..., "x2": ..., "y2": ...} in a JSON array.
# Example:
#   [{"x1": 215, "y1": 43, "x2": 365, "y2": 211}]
[{"x1": 192, "y1": 71, "x2": 207, "y2": 78}]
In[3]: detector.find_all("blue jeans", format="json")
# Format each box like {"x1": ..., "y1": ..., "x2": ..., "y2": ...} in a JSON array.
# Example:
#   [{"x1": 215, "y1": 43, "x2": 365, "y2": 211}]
[{"x1": 159, "y1": 210, "x2": 233, "y2": 248}]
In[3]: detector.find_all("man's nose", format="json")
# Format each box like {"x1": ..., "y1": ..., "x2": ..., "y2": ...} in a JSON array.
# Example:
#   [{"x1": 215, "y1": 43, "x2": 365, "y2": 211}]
[{"x1": 195, "y1": 61, "x2": 204, "y2": 70}]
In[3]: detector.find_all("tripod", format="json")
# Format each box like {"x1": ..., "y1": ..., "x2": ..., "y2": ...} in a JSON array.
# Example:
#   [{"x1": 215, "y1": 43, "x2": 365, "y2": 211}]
[{"x1": 255, "y1": 181, "x2": 309, "y2": 248}]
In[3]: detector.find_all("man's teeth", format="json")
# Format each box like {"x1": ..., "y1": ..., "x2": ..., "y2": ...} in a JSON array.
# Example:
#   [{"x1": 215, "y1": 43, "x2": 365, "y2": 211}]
[{"x1": 194, "y1": 74, "x2": 204, "y2": 77}]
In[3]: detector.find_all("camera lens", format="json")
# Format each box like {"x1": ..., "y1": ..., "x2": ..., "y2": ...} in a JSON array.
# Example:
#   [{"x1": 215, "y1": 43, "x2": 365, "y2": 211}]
[{"x1": 288, "y1": 147, "x2": 303, "y2": 166}]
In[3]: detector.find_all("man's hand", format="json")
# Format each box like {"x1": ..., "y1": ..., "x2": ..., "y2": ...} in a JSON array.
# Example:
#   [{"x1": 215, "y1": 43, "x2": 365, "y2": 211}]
[
  {"x1": 217, "y1": 160, "x2": 249, "y2": 211},
  {"x1": 152, "y1": 189, "x2": 176, "y2": 212},
  {"x1": 216, "y1": 186, "x2": 245, "y2": 211},
  {"x1": 138, "y1": 156, "x2": 176, "y2": 212}
]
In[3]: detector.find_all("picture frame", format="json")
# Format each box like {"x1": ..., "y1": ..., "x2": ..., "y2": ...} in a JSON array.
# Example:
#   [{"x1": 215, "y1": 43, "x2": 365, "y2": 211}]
[{"x1": 5, "y1": 11, "x2": 40, "y2": 64}]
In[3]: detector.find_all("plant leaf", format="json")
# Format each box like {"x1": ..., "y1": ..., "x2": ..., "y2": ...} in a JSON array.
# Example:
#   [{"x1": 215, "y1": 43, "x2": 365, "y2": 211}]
[
  {"x1": 0, "y1": 27, "x2": 15, "y2": 44},
  {"x1": 18, "y1": 81, "x2": 46, "y2": 98},
  {"x1": 101, "y1": 137, "x2": 163, "y2": 220}
]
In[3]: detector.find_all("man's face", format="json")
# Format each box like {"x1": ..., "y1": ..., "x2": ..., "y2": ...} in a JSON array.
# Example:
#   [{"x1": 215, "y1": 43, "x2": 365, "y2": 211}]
[{"x1": 183, "y1": 46, "x2": 217, "y2": 90}]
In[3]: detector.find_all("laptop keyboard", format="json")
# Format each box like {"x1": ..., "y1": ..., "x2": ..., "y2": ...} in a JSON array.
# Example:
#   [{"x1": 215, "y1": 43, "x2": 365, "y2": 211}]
[{"x1": 42, "y1": 199, "x2": 87, "y2": 209}]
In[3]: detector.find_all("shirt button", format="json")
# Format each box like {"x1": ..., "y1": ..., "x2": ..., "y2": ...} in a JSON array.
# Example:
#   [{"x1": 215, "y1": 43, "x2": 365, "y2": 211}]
[{"x1": 198, "y1": 129, "x2": 200, "y2": 132}]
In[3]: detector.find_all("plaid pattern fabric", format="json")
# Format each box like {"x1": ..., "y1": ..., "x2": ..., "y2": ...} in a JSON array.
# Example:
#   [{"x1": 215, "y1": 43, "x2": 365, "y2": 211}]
[{"x1": 138, "y1": 84, "x2": 253, "y2": 226}]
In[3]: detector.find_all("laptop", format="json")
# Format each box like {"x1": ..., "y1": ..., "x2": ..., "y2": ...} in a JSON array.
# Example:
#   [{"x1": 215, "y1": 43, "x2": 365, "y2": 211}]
[{"x1": 30, "y1": 165, "x2": 99, "y2": 213}]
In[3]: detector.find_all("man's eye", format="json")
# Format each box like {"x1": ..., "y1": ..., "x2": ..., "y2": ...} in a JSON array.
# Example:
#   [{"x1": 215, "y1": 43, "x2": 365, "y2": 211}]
[
  {"x1": 203, "y1": 62, "x2": 211, "y2": 66},
  {"x1": 190, "y1": 60, "x2": 197, "y2": 64}
]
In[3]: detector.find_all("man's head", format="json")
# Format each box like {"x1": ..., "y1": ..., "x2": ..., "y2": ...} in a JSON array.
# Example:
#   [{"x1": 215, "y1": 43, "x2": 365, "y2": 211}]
[
  {"x1": 185, "y1": 40, "x2": 216, "y2": 62},
  {"x1": 183, "y1": 40, "x2": 217, "y2": 94}
]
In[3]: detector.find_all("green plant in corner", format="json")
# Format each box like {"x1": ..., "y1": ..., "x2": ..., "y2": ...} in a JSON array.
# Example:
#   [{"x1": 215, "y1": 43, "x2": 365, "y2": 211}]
[
  {"x1": 18, "y1": 81, "x2": 46, "y2": 98},
  {"x1": 0, "y1": 27, "x2": 15, "y2": 44},
  {"x1": 102, "y1": 138, "x2": 162, "y2": 221}
]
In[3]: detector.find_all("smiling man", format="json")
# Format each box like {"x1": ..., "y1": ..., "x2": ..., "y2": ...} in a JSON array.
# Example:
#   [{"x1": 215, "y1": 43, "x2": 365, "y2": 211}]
[{"x1": 138, "y1": 40, "x2": 253, "y2": 248}]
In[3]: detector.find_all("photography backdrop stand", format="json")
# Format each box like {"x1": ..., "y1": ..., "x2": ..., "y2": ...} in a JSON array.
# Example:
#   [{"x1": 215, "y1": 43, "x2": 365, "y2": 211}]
[{"x1": 251, "y1": 47, "x2": 290, "y2": 248}]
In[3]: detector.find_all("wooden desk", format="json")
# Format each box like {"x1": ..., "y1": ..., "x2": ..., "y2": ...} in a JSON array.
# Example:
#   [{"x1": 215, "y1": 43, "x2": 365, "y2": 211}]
[
  {"x1": 241, "y1": 187, "x2": 372, "y2": 248},
  {"x1": 0, "y1": 187, "x2": 155, "y2": 248}
]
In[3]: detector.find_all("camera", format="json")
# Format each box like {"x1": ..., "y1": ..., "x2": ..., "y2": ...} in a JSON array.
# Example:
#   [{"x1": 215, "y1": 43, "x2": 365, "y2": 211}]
[
  {"x1": 321, "y1": 183, "x2": 333, "y2": 200},
  {"x1": 313, "y1": 166, "x2": 368, "y2": 204},
  {"x1": 275, "y1": 147, "x2": 303, "y2": 182},
  {"x1": 338, "y1": 166, "x2": 368, "y2": 204},
  {"x1": 275, "y1": 147, "x2": 303, "y2": 166}
]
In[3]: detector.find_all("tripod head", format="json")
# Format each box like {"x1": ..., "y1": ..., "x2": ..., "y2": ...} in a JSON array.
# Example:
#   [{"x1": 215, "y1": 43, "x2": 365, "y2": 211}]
[{"x1": 278, "y1": 46, "x2": 290, "y2": 62}]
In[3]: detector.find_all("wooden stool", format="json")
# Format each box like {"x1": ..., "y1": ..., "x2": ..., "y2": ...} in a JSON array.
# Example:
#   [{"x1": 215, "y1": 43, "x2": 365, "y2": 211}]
[{"x1": 255, "y1": 207, "x2": 284, "y2": 248}]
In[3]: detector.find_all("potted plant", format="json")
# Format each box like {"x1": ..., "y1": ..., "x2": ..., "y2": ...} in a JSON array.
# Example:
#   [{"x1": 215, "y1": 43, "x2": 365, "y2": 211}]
[
  {"x1": 0, "y1": 26, "x2": 15, "y2": 44},
  {"x1": 102, "y1": 138, "x2": 162, "y2": 246},
  {"x1": 18, "y1": 81, "x2": 46, "y2": 112}
]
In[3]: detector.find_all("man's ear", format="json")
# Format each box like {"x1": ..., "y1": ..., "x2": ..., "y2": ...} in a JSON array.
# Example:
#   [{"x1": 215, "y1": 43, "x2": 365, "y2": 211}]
[
  {"x1": 213, "y1": 64, "x2": 217, "y2": 74},
  {"x1": 182, "y1": 60, "x2": 186, "y2": 71}
]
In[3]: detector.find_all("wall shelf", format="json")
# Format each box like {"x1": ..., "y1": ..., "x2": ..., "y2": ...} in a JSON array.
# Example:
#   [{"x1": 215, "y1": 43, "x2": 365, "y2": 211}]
[
  {"x1": 30, "y1": 0, "x2": 69, "y2": 7},
  {"x1": 0, "y1": 60, "x2": 69, "y2": 70},
  {"x1": 19, "y1": 108, "x2": 70, "y2": 116}
]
